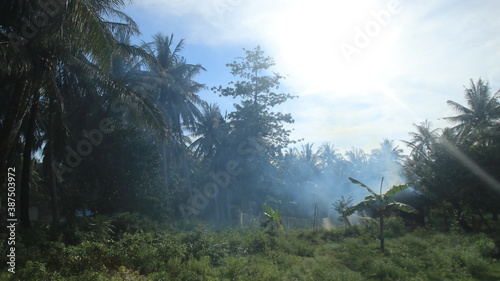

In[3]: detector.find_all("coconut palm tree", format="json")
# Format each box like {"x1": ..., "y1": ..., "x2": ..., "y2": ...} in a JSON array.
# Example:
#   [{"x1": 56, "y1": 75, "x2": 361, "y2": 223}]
[
  {"x1": 344, "y1": 148, "x2": 369, "y2": 177},
  {"x1": 403, "y1": 120, "x2": 440, "y2": 160},
  {"x1": 190, "y1": 103, "x2": 228, "y2": 162},
  {"x1": 403, "y1": 121, "x2": 441, "y2": 189},
  {"x1": 445, "y1": 78, "x2": 500, "y2": 140},
  {"x1": 1, "y1": 0, "x2": 168, "y2": 226},
  {"x1": 317, "y1": 142, "x2": 342, "y2": 172},
  {"x1": 298, "y1": 143, "x2": 320, "y2": 168},
  {"x1": 144, "y1": 33, "x2": 206, "y2": 139},
  {"x1": 142, "y1": 33, "x2": 206, "y2": 191}
]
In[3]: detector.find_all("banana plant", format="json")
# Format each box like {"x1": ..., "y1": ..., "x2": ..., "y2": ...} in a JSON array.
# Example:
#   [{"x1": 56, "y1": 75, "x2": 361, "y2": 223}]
[
  {"x1": 332, "y1": 196, "x2": 354, "y2": 227},
  {"x1": 261, "y1": 203, "x2": 285, "y2": 233},
  {"x1": 343, "y1": 177, "x2": 419, "y2": 252}
]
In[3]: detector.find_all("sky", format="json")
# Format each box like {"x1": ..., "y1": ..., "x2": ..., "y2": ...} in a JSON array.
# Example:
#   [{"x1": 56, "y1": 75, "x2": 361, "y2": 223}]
[{"x1": 123, "y1": 0, "x2": 500, "y2": 155}]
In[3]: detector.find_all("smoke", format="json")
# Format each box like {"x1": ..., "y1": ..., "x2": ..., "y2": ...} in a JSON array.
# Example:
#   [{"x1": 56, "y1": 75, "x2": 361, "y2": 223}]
[{"x1": 267, "y1": 140, "x2": 407, "y2": 225}]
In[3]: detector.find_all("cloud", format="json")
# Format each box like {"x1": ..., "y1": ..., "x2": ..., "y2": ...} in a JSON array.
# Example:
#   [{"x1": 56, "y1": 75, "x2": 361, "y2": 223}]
[{"x1": 127, "y1": 0, "x2": 500, "y2": 153}]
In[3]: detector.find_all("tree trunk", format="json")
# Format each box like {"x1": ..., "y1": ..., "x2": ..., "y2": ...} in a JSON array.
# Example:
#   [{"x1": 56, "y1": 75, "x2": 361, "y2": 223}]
[
  {"x1": 161, "y1": 144, "x2": 169, "y2": 192},
  {"x1": 20, "y1": 92, "x2": 40, "y2": 228},
  {"x1": 380, "y1": 214, "x2": 385, "y2": 252},
  {"x1": 47, "y1": 105, "x2": 60, "y2": 231},
  {"x1": 214, "y1": 195, "x2": 220, "y2": 221},
  {"x1": 344, "y1": 215, "x2": 352, "y2": 228},
  {"x1": 225, "y1": 187, "x2": 231, "y2": 220},
  {"x1": 0, "y1": 76, "x2": 32, "y2": 190},
  {"x1": 181, "y1": 153, "x2": 192, "y2": 196}
]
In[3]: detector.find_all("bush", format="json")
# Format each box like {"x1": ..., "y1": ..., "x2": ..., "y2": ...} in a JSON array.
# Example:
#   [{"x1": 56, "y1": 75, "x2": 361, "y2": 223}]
[
  {"x1": 112, "y1": 232, "x2": 162, "y2": 274},
  {"x1": 110, "y1": 212, "x2": 160, "y2": 240},
  {"x1": 180, "y1": 227, "x2": 227, "y2": 266},
  {"x1": 219, "y1": 256, "x2": 247, "y2": 280},
  {"x1": 62, "y1": 215, "x2": 114, "y2": 245},
  {"x1": 9, "y1": 217, "x2": 500, "y2": 280}
]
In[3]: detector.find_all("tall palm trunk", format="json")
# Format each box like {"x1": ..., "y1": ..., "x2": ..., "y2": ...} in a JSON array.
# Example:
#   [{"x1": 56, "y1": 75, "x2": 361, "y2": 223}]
[
  {"x1": 47, "y1": 100, "x2": 60, "y2": 230},
  {"x1": 380, "y1": 213, "x2": 385, "y2": 252},
  {"x1": 379, "y1": 178, "x2": 385, "y2": 252},
  {"x1": 182, "y1": 156, "x2": 192, "y2": 196},
  {"x1": 20, "y1": 91, "x2": 40, "y2": 228},
  {"x1": 161, "y1": 143, "x2": 169, "y2": 192},
  {"x1": 0, "y1": 76, "x2": 32, "y2": 190}
]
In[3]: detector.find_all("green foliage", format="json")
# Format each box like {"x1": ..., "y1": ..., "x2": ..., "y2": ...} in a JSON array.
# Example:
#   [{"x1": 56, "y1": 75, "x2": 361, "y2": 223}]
[
  {"x1": 7, "y1": 221, "x2": 500, "y2": 280},
  {"x1": 2, "y1": 0, "x2": 499, "y2": 275},
  {"x1": 360, "y1": 216, "x2": 408, "y2": 239},
  {"x1": 63, "y1": 215, "x2": 115, "y2": 245},
  {"x1": 345, "y1": 177, "x2": 419, "y2": 252},
  {"x1": 179, "y1": 227, "x2": 227, "y2": 266},
  {"x1": 110, "y1": 212, "x2": 162, "y2": 240},
  {"x1": 111, "y1": 266, "x2": 146, "y2": 281},
  {"x1": 332, "y1": 196, "x2": 354, "y2": 227},
  {"x1": 344, "y1": 177, "x2": 418, "y2": 216},
  {"x1": 261, "y1": 203, "x2": 285, "y2": 232},
  {"x1": 404, "y1": 79, "x2": 500, "y2": 231}
]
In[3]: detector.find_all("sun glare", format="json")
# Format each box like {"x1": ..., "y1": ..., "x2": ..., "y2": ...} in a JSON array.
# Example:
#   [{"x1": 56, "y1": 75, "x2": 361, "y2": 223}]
[{"x1": 264, "y1": 1, "x2": 401, "y2": 99}]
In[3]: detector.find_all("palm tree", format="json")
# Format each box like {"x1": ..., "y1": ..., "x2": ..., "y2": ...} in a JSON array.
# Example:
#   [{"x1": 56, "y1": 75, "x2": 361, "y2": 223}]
[
  {"x1": 403, "y1": 121, "x2": 441, "y2": 188},
  {"x1": 1, "y1": 0, "x2": 168, "y2": 226},
  {"x1": 142, "y1": 33, "x2": 206, "y2": 191},
  {"x1": 344, "y1": 148, "x2": 369, "y2": 176},
  {"x1": 371, "y1": 139, "x2": 403, "y2": 164},
  {"x1": 144, "y1": 33, "x2": 206, "y2": 139},
  {"x1": 317, "y1": 142, "x2": 342, "y2": 172},
  {"x1": 445, "y1": 78, "x2": 500, "y2": 140},
  {"x1": 298, "y1": 143, "x2": 320, "y2": 168},
  {"x1": 370, "y1": 139, "x2": 404, "y2": 184},
  {"x1": 190, "y1": 103, "x2": 227, "y2": 162},
  {"x1": 403, "y1": 120, "x2": 440, "y2": 160}
]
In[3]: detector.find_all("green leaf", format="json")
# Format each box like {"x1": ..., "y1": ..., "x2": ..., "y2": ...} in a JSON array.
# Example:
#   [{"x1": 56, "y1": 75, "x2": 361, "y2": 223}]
[
  {"x1": 387, "y1": 202, "x2": 419, "y2": 214},
  {"x1": 273, "y1": 210, "x2": 281, "y2": 220},
  {"x1": 348, "y1": 177, "x2": 377, "y2": 196},
  {"x1": 277, "y1": 217, "x2": 284, "y2": 232},
  {"x1": 365, "y1": 195, "x2": 376, "y2": 200},
  {"x1": 343, "y1": 200, "x2": 375, "y2": 216},
  {"x1": 263, "y1": 203, "x2": 274, "y2": 215},
  {"x1": 383, "y1": 195, "x2": 395, "y2": 203},
  {"x1": 385, "y1": 183, "x2": 412, "y2": 197}
]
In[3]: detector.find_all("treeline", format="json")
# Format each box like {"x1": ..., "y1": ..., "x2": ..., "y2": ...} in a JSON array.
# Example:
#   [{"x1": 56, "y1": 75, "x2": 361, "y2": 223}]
[
  {"x1": 1, "y1": 0, "x2": 499, "y2": 235},
  {"x1": 404, "y1": 78, "x2": 500, "y2": 231}
]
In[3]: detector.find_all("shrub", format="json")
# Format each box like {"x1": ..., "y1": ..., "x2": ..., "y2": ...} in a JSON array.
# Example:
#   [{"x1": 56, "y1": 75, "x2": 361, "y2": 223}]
[
  {"x1": 63, "y1": 215, "x2": 115, "y2": 245},
  {"x1": 110, "y1": 212, "x2": 160, "y2": 240},
  {"x1": 112, "y1": 232, "x2": 162, "y2": 273},
  {"x1": 219, "y1": 256, "x2": 247, "y2": 280},
  {"x1": 180, "y1": 227, "x2": 227, "y2": 266}
]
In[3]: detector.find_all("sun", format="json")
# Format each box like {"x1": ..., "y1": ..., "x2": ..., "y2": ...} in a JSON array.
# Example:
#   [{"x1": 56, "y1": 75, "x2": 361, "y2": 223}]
[{"x1": 262, "y1": 0, "x2": 402, "y2": 98}]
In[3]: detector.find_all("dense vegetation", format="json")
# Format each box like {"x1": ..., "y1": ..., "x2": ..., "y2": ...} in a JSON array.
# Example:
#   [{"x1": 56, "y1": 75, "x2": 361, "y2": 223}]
[
  {"x1": 1, "y1": 215, "x2": 500, "y2": 280},
  {"x1": 1, "y1": 0, "x2": 500, "y2": 279}
]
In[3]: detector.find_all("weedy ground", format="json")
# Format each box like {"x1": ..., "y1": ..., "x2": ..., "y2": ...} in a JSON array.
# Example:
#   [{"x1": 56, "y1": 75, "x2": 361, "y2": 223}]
[{"x1": 2, "y1": 214, "x2": 500, "y2": 280}]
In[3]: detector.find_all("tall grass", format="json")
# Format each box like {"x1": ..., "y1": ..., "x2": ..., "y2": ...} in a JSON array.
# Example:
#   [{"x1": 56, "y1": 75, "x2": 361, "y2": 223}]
[{"x1": 2, "y1": 214, "x2": 499, "y2": 280}]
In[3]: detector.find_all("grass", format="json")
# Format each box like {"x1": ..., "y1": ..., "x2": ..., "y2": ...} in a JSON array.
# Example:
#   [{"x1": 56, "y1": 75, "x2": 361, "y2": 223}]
[{"x1": 1, "y1": 215, "x2": 500, "y2": 280}]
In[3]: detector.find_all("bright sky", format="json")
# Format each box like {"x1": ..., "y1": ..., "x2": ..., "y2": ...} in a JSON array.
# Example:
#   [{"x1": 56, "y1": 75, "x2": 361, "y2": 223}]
[{"x1": 124, "y1": 0, "x2": 500, "y2": 154}]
